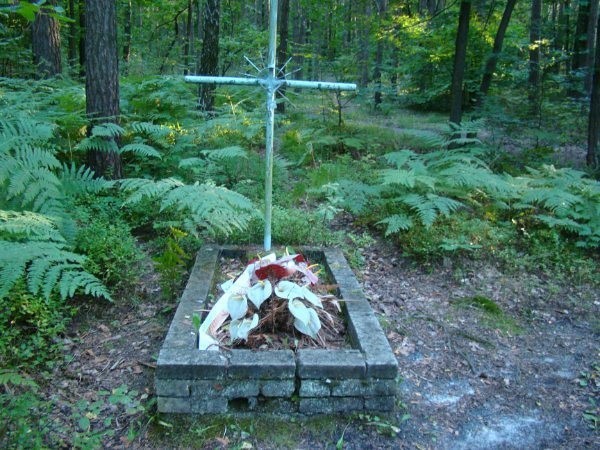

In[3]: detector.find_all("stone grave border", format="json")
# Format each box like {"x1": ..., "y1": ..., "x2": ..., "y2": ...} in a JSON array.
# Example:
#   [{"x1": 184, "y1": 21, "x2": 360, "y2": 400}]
[{"x1": 156, "y1": 245, "x2": 398, "y2": 414}]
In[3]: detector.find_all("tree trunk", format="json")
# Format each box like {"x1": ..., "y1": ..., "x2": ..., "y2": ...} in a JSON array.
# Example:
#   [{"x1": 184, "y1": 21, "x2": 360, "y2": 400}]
[
  {"x1": 449, "y1": 1, "x2": 471, "y2": 125},
  {"x1": 477, "y1": 0, "x2": 518, "y2": 105},
  {"x1": 277, "y1": 0, "x2": 290, "y2": 114},
  {"x1": 587, "y1": 8, "x2": 600, "y2": 167},
  {"x1": 68, "y1": 0, "x2": 77, "y2": 70},
  {"x1": 528, "y1": 0, "x2": 542, "y2": 111},
  {"x1": 123, "y1": 0, "x2": 132, "y2": 71},
  {"x1": 572, "y1": 0, "x2": 590, "y2": 71},
  {"x1": 585, "y1": 0, "x2": 600, "y2": 91},
  {"x1": 358, "y1": 0, "x2": 371, "y2": 88},
  {"x1": 85, "y1": 0, "x2": 122, "y2": 179},
  {"x1": 373, "y1": 0, "x2": 388, "y2": 108},
  {"x1": 198, "y1": 0, "x2": 221, "y2": 111},
  {"x1": 32, "y1": 0, "x2": 61, "y2": 78},
  {"x1": 184, "y1": 0, "x2": 194, "y2": 75},
  {"x1": 79, "y1": 0, "x2": 86, "y2": 77},
  {"x1": 291, "y1": 0, "x2": 306, "y2": 80}
]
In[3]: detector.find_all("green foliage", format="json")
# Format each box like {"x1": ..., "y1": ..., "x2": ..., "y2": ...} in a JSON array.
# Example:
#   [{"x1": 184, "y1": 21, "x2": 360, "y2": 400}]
[
  {"x1": 513, "y1": 165, "x2": 600, "y2": 248},
  {"x1": 75, "y1": 218, "x2": 143, "y2": 293},
  {"x1": 222, "y1": 206, "x2": 335, "y2": 246},
  {"x1": 0, "y1": 371, "x2": 49, "y2": 449},
  {"x1": 121, "y1": 76, "x2": 197, "y2": 122},
  {"x1": 120, "y1": 177, "x2": 254, "y2": 237},
  {"x1": 153, "y1": 227, "x2": 191, "y2": 299},
  {"x1": 0, "y1": 111, "x2": 114, "y2": 302},
  {"x1": 0, "y1": 281, "x2": 74, "y2": 368}
]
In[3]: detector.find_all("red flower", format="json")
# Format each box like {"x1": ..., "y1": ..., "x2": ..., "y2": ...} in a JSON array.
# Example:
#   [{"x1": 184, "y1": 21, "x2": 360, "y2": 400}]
[
  {"x1": 255, "y1": 263, "x2": 289, "y2": 280},
  {"x1": 293, "y1": 254, "x2": 306, "y2": 264}
]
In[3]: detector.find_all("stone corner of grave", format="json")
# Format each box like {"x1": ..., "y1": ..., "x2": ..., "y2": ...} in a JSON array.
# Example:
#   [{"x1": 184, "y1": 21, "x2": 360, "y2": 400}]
[{"x1": 156, "y1": 245, "x2": 399, "y2": 415}]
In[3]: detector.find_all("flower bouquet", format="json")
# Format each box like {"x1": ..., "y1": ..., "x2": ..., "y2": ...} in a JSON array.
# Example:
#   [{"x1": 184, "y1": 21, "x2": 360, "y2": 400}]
[{"x1": 196, "y1": 249, "x2": 342, "y2": 351}]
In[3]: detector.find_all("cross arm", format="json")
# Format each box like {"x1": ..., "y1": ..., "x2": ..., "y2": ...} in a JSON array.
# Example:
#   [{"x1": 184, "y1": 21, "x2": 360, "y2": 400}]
[{"x1": 185, "y1": 75, "x2": 356, "y2": 92}]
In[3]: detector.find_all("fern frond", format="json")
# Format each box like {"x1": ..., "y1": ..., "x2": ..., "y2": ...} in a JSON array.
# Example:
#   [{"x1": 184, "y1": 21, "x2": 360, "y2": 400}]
[
  {"x1": 159, "y1": 182, "x2": 254, "y2": 235},
  {"x1": 91, "y1": 122, "x2": 125, "y2": 137},
  {"x1": 0, "y1": 210, "x2": 65, "y2": 242},
  {"x1": 336, "y1": 180, "x2": 381, "y2": 214},
  {"x1": 383, "y1": 150, "x2": 414, "y2": 168},
  {"x1": 59, "y1": 163, "x2": 111, "y2": 195},
  {"x1": 377, "y1": 213, "x2": 414, "y2": 235},
  {"x1": 402, "y1": 193, "x2": 463, "y2": 228},
  {"x1": 119, "y1": 142, "x2": 162, "y2": 158},
  {"x1": 120, "y1": 177, "x2": 184, "y2": 204},
  {"x1": 76, "y1": 136, "x2": 119, "y2": 153},
  {"x1": 380, "y1": 168, "x2": 417, "y2": 188},
  {"x1": 129, "y1": 121, "x2": 171, "y2": 141},
  {"x1": 0, "y1": 240, "x2": 112, "y2": 301},
  {"x1": 202, "y1": 145, "x2": 248, "y2": 161}
]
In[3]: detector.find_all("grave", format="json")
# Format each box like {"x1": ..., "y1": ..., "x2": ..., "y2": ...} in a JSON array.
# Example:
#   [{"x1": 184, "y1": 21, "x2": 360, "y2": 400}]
[
  {"x1": 155, "y1": 0, "x2": 397, "y2": 414},
  {"x1": 156, "y1": 245, "x2": 398, "y2": 414}
]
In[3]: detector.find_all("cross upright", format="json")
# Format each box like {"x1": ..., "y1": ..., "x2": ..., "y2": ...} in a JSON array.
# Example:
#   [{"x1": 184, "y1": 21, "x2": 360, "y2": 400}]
[{"x1": 185, "y1": 0, "x2": 357, "y2": 252}]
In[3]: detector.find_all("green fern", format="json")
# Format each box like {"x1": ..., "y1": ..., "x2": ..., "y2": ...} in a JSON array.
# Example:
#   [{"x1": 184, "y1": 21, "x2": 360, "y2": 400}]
[
  {"x1": 58, "y1": 163, "x2": 111, "y2": 195},
  {"x1": 119, "y1": 142, "x2": 162, "y2": 158},
  {"x1": 377, "y1": 214, "x2": 413, "y2": 235},
  {"x1": 179, "y1": 146, "x2": 248, "y2": 168},
  {"x1": 120, "y1": 177, "x2": 254, "y2": 236},
  {"x1": 0, "y1": 240, "x2": 112, "y2": 301},
  {"x1": 90, "y1": 122, "x2": 125, "y2": 137},
  {"x1": 0, "y1": 210, "x2": 65, "y2": 243},
  {"x1": 402, "y1": 193, "x2": 463, "y2": 228},
  {"x1": 76, "y1": 135, "x2": 119, "y2": 153}
]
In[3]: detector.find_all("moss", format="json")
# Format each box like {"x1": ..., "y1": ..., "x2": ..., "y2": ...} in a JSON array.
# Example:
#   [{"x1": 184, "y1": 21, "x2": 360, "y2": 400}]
[
  {"x1": 149, "y1": 413, "x2": 345, "y2": 449},
  {"x1": 452, "y1": 295, "x2": 523, "y2": 335}
]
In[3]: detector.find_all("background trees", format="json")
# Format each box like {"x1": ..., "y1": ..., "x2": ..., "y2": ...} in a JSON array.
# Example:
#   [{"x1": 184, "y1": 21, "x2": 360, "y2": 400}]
[{"x1": 1, "y1": 0, "x2": 600, "y2": 168}]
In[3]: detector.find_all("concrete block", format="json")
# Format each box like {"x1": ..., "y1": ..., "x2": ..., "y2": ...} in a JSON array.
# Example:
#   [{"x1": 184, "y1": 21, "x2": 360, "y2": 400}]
[
  {"x1": 297, "y1": 349, "x2": 365, "y2": 379},
  {"x1": 299, "y1": 379, "x2": 331, "y2": 397},
  {"x1": 229, "y1": 350, "x2": 295, "y2": 379},
  {"x1": 299, "y1": 397, "x2": 364, "y2": 414},
  {"x1": 260, "y1": 380, "x2": 295, "y2": 397},
  {"x1": 364, "y1": 396, "x2": 396, "y2": 411},
  {"x1": 190, "y1": 396, "x2": 228, "y2": 414},
  {"x1": 157, "y1": 396, "x2": 191, "y2": 413},
  {"x1": 156, "y1": 347, "x2": 228, "y2": 379},
  {"x1": 331, "y1": 379, "x2": 398, "y2": 397},
  {"x1": 155, "y1": 379, "x2": 190, "y2": 397}
]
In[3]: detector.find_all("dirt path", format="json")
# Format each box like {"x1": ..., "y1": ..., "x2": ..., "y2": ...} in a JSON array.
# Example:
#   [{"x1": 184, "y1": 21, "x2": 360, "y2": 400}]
[
  {"x1": 359, "y1": 239, "x2": 599, "y2": 449},
  {"x1": 44, "y1": 236, "x2": 599, "y2": 449}
]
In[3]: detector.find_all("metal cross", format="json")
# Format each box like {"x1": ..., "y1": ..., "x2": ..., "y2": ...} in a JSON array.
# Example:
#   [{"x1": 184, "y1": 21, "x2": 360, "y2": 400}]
[{"x1": 185, "y1": 0, "x2": 356, "y2": 251}]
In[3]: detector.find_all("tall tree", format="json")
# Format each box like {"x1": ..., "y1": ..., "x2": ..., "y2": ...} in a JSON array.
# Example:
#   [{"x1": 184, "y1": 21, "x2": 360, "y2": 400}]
[
  {"x1": 358, "y1": 0, "x2": 372, "y2": 88},
  {"x1": 587, "y1": 8, "x2": 600, "y2": 167},
  {"x1": 78, "y1": 0, "x2": 85, "y2": 77},
  {"x1": 528, "y1": 0, "x2": 542, "y2": 111},
  {"x1": 585, "y1": 0, "x2": 599, "y2": 91},
  {"x1": 67, "y1": 0, "x2": 77, "y2": 69},
  {"x1": 122, "y1": 0, "x2": 132, "y2": 70},
  {"x1": 572, "y1": 0, "x2": 590, "y2": 71},
  {"x1": 198, "y1": 0, "x2": 221, "y2": 111},
  {"x1": 183, "y1": 0, "x2": 194, "y2": 75},
  {"x1": 450, "y1": 1, "x2": 472, "y2": 125},
  {"x1": 477, "y1": 0, "x2": 518, "y2": 105},
  {"x1": 373, "y1": 0, "x2": 388, "y2": 108},
  {"x1": 31, "y1": 0, "x2": 61, "y2": 77},
  {"x1": 276, "y1": 0, "x2": 290, "y2": 113},
  {"x1": 85, "y1": 0, "x2": 122, "y2": 179}
]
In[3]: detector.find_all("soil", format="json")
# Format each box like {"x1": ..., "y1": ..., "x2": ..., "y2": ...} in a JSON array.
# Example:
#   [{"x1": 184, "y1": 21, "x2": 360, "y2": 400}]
[{"x1": 41, "y1": 227, "x2": 599, "y2": 449}]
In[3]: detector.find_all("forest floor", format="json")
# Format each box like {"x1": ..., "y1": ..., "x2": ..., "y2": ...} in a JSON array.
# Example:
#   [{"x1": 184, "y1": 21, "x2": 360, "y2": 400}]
[{"x1": 43, "y1": 218, "x2": 600, "y2": 449}]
